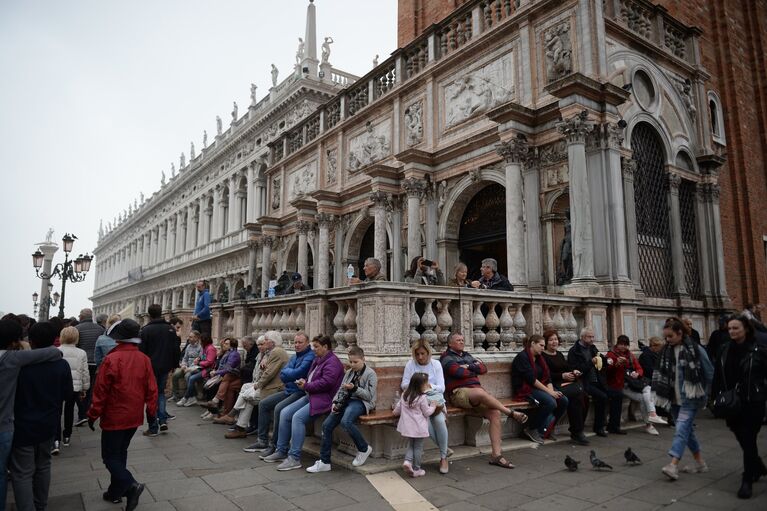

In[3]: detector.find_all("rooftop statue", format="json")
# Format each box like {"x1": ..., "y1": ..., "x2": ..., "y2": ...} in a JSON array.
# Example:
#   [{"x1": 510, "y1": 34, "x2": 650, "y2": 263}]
[
  {"x1": 231, "y1": 101, "x2": 238, "y2": 122},
  {"x1": 271, "y1": 64, "x2": 279, "y2": 87},
  {"x1": 203, "y1": 130, "x2": 208, "y2": 147},
  {"x1": 250, "y1": 83, "x2": 258, "y2": 106},
  {"x1": 296, "y1": 37, "x2": 305, "y2": 65},
  {"x1": 321, "y1": 36, "x2": 334, "y2": 64},
  {"x1": 45, "y1": 228, "x2": 55, "y2": 243},
  {"x1": 216, "y1": 116, "x2": 223, "y2": 135}
]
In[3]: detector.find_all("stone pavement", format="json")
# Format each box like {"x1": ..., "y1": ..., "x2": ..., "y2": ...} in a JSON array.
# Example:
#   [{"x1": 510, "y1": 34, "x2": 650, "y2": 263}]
[{"x1": 6, "y1": 404, "x2": 765, "y2": 510}]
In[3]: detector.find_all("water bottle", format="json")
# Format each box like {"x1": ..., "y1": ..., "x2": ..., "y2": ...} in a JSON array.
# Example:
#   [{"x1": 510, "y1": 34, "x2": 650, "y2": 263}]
[
  {"x1": 268, "y1": 285, "x2": 275, "y2": 298},
  {"x1": 347, "y1": 264, "x2": 354, "y2": 280}
]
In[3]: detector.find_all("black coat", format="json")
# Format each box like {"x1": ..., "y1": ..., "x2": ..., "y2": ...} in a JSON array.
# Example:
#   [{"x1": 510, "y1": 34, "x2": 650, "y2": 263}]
[
  {"x1": 241, "y1": 346, "x2": 259, "y2": 384},
  {"x1": 638, "y1": 349, "x2": 658, "y2": 381},
  {"x1": 713, "y1": 339, "x2": 767, "y2": 403},
  {"x1": 13, "y1": 358, "x2": 72, "y2": 446},
  {"x1": 140, "y1": 319, "x2": 181, "y2": 374},
  {"x1": 567, "y1": 342, "x2": 606, "y2": 389}
]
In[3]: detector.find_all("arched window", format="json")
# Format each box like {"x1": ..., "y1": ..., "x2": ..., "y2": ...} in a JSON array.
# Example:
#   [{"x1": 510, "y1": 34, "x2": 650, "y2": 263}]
[
  {"x1": 679, "y1": 180, "x2": 702, "y2": 300},
  {"x1": 631, "y1": 123, "x2": 673, "y2": 298},
  {"x1": 707, "y1": 91, "x2": 726, "y2": 145}
]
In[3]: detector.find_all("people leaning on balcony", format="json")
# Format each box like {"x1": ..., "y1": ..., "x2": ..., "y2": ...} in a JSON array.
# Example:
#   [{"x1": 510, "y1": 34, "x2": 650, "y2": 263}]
[
  {"x1": 541, "y1": 330, "x2": 589, "y2": 445},
  {"x1": 285, "y1": 272, "x2": 312, "y2": 293},
  {"x1": 404, "y1": 256, "x2": 445, "y2": 286},
  {"x1": 448, "y1": 262, "x2": 472, "y2": 288},
  {"x1": 468, "y1": 258, "x2": 513, "y2": 291},
  {"x1": 349, "y1": 257, "x2": 386, "y2": 284}
]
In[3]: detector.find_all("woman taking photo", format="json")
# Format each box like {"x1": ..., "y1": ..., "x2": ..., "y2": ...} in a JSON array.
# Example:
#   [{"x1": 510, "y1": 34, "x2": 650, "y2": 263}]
[
  {"x1": 713, "y1": 315, "x2": 767, "y2": 499},
  {"x1": 512, "y1": 334, "x2": 568, "y2": 444},
  {"x1": 541, "y1": 330, "x2": 588, "y2": 445}
]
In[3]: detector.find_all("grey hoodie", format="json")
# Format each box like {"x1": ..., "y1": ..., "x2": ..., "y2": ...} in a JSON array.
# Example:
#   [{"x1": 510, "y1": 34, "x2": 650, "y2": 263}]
[{"x1": 0, "y1": 347, "x2": 62, "y2": 433}]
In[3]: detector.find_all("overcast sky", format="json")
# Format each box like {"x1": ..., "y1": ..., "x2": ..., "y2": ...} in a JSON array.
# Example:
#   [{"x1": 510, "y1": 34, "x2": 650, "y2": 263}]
[{"x1": 0, "y1": 0, "x2": 397, "y2": 318}]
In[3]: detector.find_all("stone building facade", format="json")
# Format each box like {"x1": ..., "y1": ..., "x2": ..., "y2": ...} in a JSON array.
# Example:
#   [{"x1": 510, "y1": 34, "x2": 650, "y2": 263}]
[{"x1": 92, "y1": 0, "x2": 729, "y2": 427}]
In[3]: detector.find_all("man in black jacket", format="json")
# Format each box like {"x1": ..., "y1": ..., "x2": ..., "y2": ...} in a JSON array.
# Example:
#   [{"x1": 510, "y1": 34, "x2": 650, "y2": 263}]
[
  {"x1": 469, "y1": 258, "x2": 514, "y2": 291},
  {"x1": 567, "y1": 328, "x2": 613, "y2": 437},
  {"x1": 139, "y1": 304, "x2": 180, "y2": 436},
  {"x1": 76, "y1": 308, "x2": 105, "y2": 420},
  {"x1": 9, "y1": 322, "x2": 73, "y2": 511}
]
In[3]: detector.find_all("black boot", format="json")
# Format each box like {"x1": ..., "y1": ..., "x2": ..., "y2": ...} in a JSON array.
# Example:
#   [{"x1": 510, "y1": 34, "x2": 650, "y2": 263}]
[
  {"x1": 738, "y1": 474, "x2": 752, "y2": 499},
  {"x1": 754, "y1": 457, "x2": 767, "y2": 482}
]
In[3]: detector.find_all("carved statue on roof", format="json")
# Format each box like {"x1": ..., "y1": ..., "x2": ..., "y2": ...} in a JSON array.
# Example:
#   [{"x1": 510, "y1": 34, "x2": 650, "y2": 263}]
[
  {"x1": 216, "y1": 116, "x2": 223, "y2": 136},
  {"x1": 321, "y1": 37, "x2": 334, "y2": 64},
  {"x1": 296, "y1": 38, "x2": 305, "y2": 65},
  {"x1": 250, "y1": 83, "x2": 257, "y2": 106},
  {"x1": 271, "y1": 64, "x2": 279, "y2": 87}
]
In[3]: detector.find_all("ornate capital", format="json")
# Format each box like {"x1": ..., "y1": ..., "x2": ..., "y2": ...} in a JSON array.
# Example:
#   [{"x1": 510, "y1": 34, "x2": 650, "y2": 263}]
[
  {"x1": 495, "y1": 134, "x2": 529, "y2": 164},
  {"x1": 316, "y1": 212, "x2": 335, "y2": 228},
  {"x1": 706, "y1": 183, "x2": 721, "y2": 202},
  {"x1": 605, "y1": 122, "x2": 625, "y2": 149},
  {"x1": 402, "y1": 177, "x2": 427, "y2": 198},
  {"x1": 621, "y1": 157, "x2": 637, "y2": 181},
  {"x1": 296, "y1": 220, "x2": 313, "y2": 235},
  {"x1": 369, "y1": 190, "x2": 389, "y2": 208},
  {"x1": 667, "y1": 172, "x2": 682, "y2": 192},
  {"x1": 261, "y1": 235, "x2": 274, "y2": 248},
  {"x1": 556, "y1": 110, "x2": 595, "y2": 145}
]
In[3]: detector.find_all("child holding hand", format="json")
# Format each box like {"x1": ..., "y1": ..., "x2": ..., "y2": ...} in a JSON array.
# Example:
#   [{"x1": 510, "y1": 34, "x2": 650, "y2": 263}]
[{"x1": 393, "y1": 372, "x2": 438, "y2": 477}]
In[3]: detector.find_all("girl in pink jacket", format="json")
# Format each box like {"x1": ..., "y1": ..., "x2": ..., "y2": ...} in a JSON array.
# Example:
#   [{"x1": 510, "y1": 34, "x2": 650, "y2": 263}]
[{"x1": 393, "y1": 372, "x2": 439, "y2": 477}]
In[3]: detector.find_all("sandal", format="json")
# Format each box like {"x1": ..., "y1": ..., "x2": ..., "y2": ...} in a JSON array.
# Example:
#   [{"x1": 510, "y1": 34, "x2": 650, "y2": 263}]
[
  {"x1": 511, "y1": 411, "x2": 528, "y2": 424},
  {"x1": 489, "y1": 455, "x2": 515, "y2": 469}
]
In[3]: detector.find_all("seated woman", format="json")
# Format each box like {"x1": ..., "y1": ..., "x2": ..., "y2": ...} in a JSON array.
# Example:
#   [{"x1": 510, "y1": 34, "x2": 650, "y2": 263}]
[
  {"x1": 541, "y1": 330, "x2": 589, "y2": 445},
  {"x1": 404, "y1": 256, "x2": 445, "y2": 286},
  {"x1": 511, "y1": 334, "x2": 568, "y2": 444},
  {"x1": 201, "y1": 338, "x2": 241, "y2": 418},
  {"x1": 262, "y1": 335, "x2": 344, "y2": 471},
  {"x1": 447, "y1": 262, "x2": 471, "y2": 288},
  {"x1": 401, "y1": 339, "x2": 451, "y2": 474},
  {"x1": 171, "y1": 330, "x2": 202, "y2": 402},
  {"x1": 177, "y1": 334, "x2": 216, "y2": 407},
  {"x1": 606, "y1": 335, "x2": 667, "y2": 435}
]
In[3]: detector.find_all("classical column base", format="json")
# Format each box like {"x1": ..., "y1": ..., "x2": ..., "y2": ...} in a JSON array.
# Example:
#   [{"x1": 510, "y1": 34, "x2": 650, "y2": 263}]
[
  {"x1": 563, "y1": 279, "x2": 604, "y2": 297},
  {"x1": 594, "y1": 280, "x2": 637, "y2": 299}
]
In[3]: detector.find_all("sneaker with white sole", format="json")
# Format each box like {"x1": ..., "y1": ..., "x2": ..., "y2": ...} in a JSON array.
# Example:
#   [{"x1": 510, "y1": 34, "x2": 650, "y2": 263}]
[
  {"x1": 276, "y1": 456, "x2": 302, "y2": 471},
  {"x1": 352, "y1": 445, "x2": 373, "y2": 467},
  {"x1": 201, "y1": 411, "x2": 212, "y2": 420},
  {"x1": 176, "y1": 397, "x2": 187, "y2": 406},
  {"x1": 681, "y1": 461, "x2": 709, "y2": 473},
  {"x1": 412, "y1": 468, "x2": 426, "y2": 477},
  {"x1": 74, "y1": 418, "x2": 89, "y2": 427},
  {"x1": 644, "y1": 424, "x2": 659, "y2": 435},
  {"x1": 183, "y1": 397, "x2": 197, "y2": 407},
  {"x1": 648, "y1": 414, "x2": 668, "y2": 425},
  {"x1": 662, "y1": 462, "x2": 679, "y2": 480},
  {"x1": 62, "y1": 437, "x2": 70, "y2": 447},
  {"x1": 523, "y1": 428, "x2": 544, "y2": 445},
  {"x1": 51, "y1": 441, "x2": 60, "y2": 455},
  {"x1": 261, "y1": 450, "x2": 287, "y2": 463},
  {"x1": 306, "y1": 460, "x2": 331, "y2": 473}
]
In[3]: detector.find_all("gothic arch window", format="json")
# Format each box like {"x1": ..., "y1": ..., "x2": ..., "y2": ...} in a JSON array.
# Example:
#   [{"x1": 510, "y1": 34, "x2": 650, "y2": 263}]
[
  {"x1": 679, "y1": 180, "x2": 702, "y2": 300},
  {"x1": 707, "y1": 91, "x2": 726, "y2": 145},
  {"x1": 631, "y1": 122, "x2": 673, "y2": 298}
]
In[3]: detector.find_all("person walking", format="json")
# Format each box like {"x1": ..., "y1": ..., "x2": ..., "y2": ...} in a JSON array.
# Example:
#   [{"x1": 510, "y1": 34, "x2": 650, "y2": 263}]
[
  {"x1": 654, "y1": 317, "x2": 714, "y2": 482},
  {"x1": 140, "y1": 304, "x2": 181, "y2": 435},
  {"x1": 87, "y1": 319, "x2": 157, "y2": 511},
  {"x1": 74, "y1": 308, "x2": 104, "y2": 418},
  {"x1": 57, "y1": 326, "x2": 90, "y2": 449},
  {"x1": 713, "y1": 315, "x2": 767, "y2": 499}
]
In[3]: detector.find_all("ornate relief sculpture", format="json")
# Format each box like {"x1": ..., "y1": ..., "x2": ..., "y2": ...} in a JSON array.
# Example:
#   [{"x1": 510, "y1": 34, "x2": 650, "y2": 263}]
[
  {"x1": 544, "y1": 22, "x2": 572, "y2": 83},
  {"x1": 444, "y1": 56, "x2": 513, "y2": 128},
  {"x1": 289, "y1": 162, "x2": 317, "y2": 200},
  {"x1": 326, "y1": 149, "x2": 338, "y2": 184},
  {"x1": 348, "y1": 121, "x2": 391, "y2": 171},
  {"x1": 404, "y1": 101, "x2": 423, "y2": 146},
  {"x1": 272, "y1": 177, "x2": 281, "y2": 210}
]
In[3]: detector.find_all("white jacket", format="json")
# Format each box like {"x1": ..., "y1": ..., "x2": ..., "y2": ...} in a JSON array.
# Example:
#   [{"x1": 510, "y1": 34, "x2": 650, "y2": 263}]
[{"x1": 59, "y1": 344, "x2": 90, "y2": 392}]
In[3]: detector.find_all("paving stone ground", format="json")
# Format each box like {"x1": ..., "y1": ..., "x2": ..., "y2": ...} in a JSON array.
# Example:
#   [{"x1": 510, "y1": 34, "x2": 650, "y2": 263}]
[{"x1": 5, "y1": 403, "x2": 765, "y2": 510}]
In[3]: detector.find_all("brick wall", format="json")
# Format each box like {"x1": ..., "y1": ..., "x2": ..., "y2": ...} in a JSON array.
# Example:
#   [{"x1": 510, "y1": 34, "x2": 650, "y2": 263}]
[{"x1": 397, "y1": 0, "x2": 470, "y2": 47}]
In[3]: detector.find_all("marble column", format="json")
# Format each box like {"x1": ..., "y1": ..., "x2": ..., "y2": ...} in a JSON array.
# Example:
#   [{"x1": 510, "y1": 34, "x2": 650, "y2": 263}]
[
  {"x1": 694, "y1": 183, "x2": 713, "y2": 298},
  {"x1": 177, "y1": 211, "x2": 186, "y2": 254},
  {"x1": 389, "y1": 197, "x2": 403, "y2": 283},
  {"x1": 315, "y1": 213, "x2": 333, "y2": 289},
  {"x1": 707, "y1": 184, "x2": 727, "y2": 297},
  {"x1": 248, "y1": 240, "x2": 260, "y2": 293},
  {"x1": 496, "y1": 135, "x2": 529, "y2": 289},
  {"x1": 667, "y1": 173, "x2": 688, "y2": 297},
  {"x1": 403, "y1": 178, "x2": 426, "y2": 266},
  {"x1": 167, "y1": 218, "x2": 176, "y2": 261},
  {"x1": 260, "y1": 236, "x2": 274, "y2": 297},
  {"x1": 370, "y1": 191, "x2": 389, "y2": 277},
  {"x1": 212, "y1": 186, "x2": 223, "y2": 239},
  {"x1": 424, "y1": 186, "x2": 438, "y2": 261},
  {"x1": 228, "y1": 175, "x2": 238, "y2": 233},
  {"x1": 621, "y1": 158, "x2": 641, "y2": 288},
  {"x1": 296, "y1": 220, "x2": 311, "y2": 280},
  {"x1": 334, "y1": 216, "x2": 347, "y2": 287},
  {"x1": 557, "y1": 111, "x2": 596, "y2": 282},
  {"x1": 247, "y1": 165, "x2": 256, "y2": 224},
  {"x1": 197, "y1": 196, "x2": 207, "y2": 245}
]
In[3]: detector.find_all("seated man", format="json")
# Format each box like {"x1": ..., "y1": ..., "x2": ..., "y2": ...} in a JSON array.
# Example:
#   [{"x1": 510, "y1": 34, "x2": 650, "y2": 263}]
[
  {"x1": 469, "y1": 258, "x2": 513, "y2": 291},
  {"x1": 350, "y1": 258, "x2": 386, "y2": 284},
  {"x1": 225, "y1": 332, "x2": 288, "y2": 438},
  {"x1": 440, "y1": 332, "x2": 527, "y2": 469},
  {"x1": 567, "y1": 327, "x2": 613, "y2": 437},
  {"x1": 285, "y1": 273, "x2": 312, "y2": 294}
]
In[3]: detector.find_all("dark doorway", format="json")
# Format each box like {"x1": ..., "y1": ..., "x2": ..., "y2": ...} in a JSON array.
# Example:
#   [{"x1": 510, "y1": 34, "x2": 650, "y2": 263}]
[
  {"x1": 458, "y1": 183, "x2": 507, "y2": 280},
  {"x1": 357, "y1": 224, "x2": 390, "y2": 280}
]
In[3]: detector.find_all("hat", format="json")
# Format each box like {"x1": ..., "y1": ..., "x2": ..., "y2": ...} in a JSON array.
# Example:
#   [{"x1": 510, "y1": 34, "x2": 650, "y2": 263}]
[
  {"x1": 291, "y1": 272, "x2": 303, "y2": 282},
  {"x1": 106, "y1": 319, "x2": 141, "y2": 344}
]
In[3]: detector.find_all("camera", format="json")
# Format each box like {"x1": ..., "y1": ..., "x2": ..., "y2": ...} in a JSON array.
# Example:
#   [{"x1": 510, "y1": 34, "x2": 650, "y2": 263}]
[{"x1": 422, "y1": 259, "x2": 433, "y2": 267}]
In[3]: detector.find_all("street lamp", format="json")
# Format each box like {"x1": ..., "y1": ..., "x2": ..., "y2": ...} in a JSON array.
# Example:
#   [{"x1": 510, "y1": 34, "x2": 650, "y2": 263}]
[
  {"x1": 32, "y1": 292, "x2": 38, "y2": 318},
  {"x1": 32, "y1": 233, "x2": 93, "y2": 319}
]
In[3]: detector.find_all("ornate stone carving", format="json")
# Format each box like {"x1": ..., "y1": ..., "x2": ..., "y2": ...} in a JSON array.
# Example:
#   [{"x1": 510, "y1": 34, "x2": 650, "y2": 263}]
[
  {"x1": 621, "y1": 157, "x2": 637, "y2": 181},
  {"x1": 444, "y1": 54, "x2": 514, "y2": 128},
  {"x1": 231, "y1": 102, "x2": 238, "y2": 122},
  {"x1": 556, "y1": 110, "x2": 595, "y2": 145},
  {"x1": 404, "y1": 100, "x2": 423, "y2": 146},
  {"x1": 316, "y1": 212, "x2": 334, "y2": 228},
  {"x1": 620, "y1": 0, "x2": 652, "y2": 38},
  {"x1": 261, "y1": 235, "x2": 274, "y2": 248},
  {"x1": 295, "y1": 37, "x2": 304, "y2": 65},
  {"x1": 272, "y1": 177, "x2": 281, "y2": 210},
  {"x1": 296, "y1": 220, "x2": 313, "y2": 235},
  {"x1": 544, "y1": 22, "x2": 572, "y2": 83},
  {"x1": 673, "y1": 77, "x2": 696, "y2": 118},
  {"x1": 288, "y1": 160, "x2": 317, "y2": 200},
  {"x1": 667, "y1": 172, "x2": 682, "y2": 192},
  {"x1": 348, "y1": 120, "x2": 391, "y2": 171},
  {"x1": 469, "y1": 169, "x2": 481, "y2": 182},
  {"x1": 216, "y1": 116, "x2": 222, "y2": 136},
  {"x1": 326, "y1": 149, "x2": 338, "y2": 185},
  {"x1": 402, "y1": 177, "x2": 427, "y2": 198},
  {"x1": 495, "y1": 134, "x2": 529, "y2": 163},
  {"x1": 369, "y1": 190, "x2": 390, "y2": 208},
  {"x1": 538, "y1": 140, "x2": 568, "y2": 165}
]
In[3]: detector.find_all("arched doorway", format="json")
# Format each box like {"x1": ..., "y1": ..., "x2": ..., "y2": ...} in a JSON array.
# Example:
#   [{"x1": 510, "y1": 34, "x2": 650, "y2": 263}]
[
  {"x1": 357, "y1": 224, "x2": 390, "y2": 280},
  {"x1": 458, "y1": 183, "x2": 507, "y2": 280},
  {"x1": 631, "y1": 123, "x2": 673, "y2": 298}
]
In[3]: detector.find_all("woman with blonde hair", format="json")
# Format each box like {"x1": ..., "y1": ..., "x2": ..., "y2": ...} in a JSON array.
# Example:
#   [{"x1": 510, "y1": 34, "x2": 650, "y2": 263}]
[
  {"x1": 57, "y1": 326, "x2": 90, "y2": 450},
  {"x1": 448, "y1": 262, "x2": 471, "y2": 288}
]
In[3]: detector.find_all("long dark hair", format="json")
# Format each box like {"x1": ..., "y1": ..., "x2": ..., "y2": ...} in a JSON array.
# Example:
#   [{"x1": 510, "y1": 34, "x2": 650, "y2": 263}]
[
  {"x1": 404, "y1": 255, "x2": 422, "y2": 279},
  {"x1": 403, "y1": 372, "x2": 428, "y2": 407},
  {"x1": 728, "y1": 314, "x2": 756, "y2": 341}
]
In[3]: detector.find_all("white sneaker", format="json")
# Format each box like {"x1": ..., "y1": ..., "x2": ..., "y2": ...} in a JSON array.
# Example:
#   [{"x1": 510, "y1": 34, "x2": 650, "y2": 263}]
[
  {"x1": 176, "y1": 397, "x2": 187, "y2": 406},
  {"x1": 306, "y1": 460, "x2": 331, "y2": 473},
  {"x1": 662, "y1": 462, "x2": 679, "y2": 481},
  {"x1": 184, "y1": 397, "x2": 197, "y2": 407},
  {"x1": 682, "y1": 461, "x2": 709, "y2": 473},
  {"x1": 644, "y1": 424, "x2": 659, "y2": 435},
  {"x1": 201, "y1": 411, "x2": 212, "y2": 420},
  {"x1": 352, "y1": 445, "x2": 373, "y2": 467},
  {"x1": 648, "y1": 414, "x2": 668, "y2": 425}
]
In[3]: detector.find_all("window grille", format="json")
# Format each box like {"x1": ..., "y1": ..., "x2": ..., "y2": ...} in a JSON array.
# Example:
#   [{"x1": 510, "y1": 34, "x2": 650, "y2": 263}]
[{"x1": 679, "y1": 180, "x2": 702, "y2": 299}]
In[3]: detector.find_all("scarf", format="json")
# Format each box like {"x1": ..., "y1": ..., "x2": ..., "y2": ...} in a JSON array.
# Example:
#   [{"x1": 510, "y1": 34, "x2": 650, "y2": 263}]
[{"x1": 652, "y1": 337, "x2": 705, "y2": 410}]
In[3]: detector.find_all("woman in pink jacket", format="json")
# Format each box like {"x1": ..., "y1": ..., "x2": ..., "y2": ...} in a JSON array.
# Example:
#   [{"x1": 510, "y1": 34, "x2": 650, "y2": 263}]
[
  {"x1": 394, "y1": 372, "x2": 439, "y2": 477},
  {"x1": 178, "y1": 334, "x2": 217, "y2": 407}
]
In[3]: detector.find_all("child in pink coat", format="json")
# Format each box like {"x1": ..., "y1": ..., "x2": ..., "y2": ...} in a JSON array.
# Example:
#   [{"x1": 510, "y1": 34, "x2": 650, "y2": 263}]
[{"x1": 393, "y1": 372, "x2": 440, "y2": 477}]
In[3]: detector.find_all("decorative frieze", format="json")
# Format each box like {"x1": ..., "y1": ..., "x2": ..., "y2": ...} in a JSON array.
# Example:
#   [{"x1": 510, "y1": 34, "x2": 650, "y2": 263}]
[
  {"x1": 348, "y1": 120, "x2": 392, "y2": 172},
  {"x1": 544, "y1": 22, "x2": 573, "y2": 83},
  {"x1": 404, "y1": 100, "x2": 423, "y2": 147},
  {"x1": 444, "y1": 54, "x2": 514, "y2": 129}
]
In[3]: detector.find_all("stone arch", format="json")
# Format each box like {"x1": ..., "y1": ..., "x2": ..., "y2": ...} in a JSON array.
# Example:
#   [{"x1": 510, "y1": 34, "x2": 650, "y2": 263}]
[
  {"x1": 344, "y1": 213, "x2": 375, "y2": 266},
  {"x1": 673, "y1": 147, "x2": 697, "y2": 173},
  {"x1": 625, "y1": 112, "x2": 674, "y2": 165}
]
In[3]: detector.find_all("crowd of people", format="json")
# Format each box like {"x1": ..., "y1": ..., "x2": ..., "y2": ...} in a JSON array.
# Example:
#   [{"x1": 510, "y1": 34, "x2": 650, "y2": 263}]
[{"x1": 2, "y1": 276, "x2": 767, "y2": 508}]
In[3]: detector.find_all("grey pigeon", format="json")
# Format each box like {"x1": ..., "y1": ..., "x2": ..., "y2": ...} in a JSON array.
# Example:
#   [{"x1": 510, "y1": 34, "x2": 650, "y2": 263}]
[
  {"x1": 590, "y1": 450, "x2": 613, "y2": 470},
  {"x1": 624, "y1": 447, "x2": 641, "y2": 465},
  {"x1": 564, "y1": 455, "x2": 580, "y2": 472}
]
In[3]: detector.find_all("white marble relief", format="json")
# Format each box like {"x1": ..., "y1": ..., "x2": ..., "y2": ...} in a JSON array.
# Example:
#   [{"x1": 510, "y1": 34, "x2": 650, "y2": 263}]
[
  {"x1": 288, "y1": 160, "x2": 318, "y2": 200},
  {"x1": 544, "y1": 22, "x2": 573, "y2": 83},
  {"x1": 347, "y1": 120, "x2": 391, "y2": 171},
  {"x1": 326, "y1": 148, "x2": 338, "y2": 185},
  {"x1": 404, "y1": 100, "x2": 423, "y2": 147},
  {"x1": 444, "y1": 54, "x2": 514, "y2": 128}
]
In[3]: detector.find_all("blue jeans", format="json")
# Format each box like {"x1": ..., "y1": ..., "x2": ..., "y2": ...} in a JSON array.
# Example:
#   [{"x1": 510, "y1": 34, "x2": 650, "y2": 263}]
[
  {"x1": 1, "y1": 429, "x2": 14, "y2": 511},
  {"x1": 184, "y1": 372, "x2": 205, "y2": 398},
  {"x1": 147, "y1": 372, "x2": 169, "y2": 431},
  {"x1": 101, "y1": 428, "x2": 137, "y2": 499},
  {"x1": 276, "y1": 396, "x2": 312, "y2": 459},
  {"x1": 529, "y1": 389, "x2": 569, "y2": 435},
  {"x1": 429, "y1": 412, "x2": 449, "y2": 459},
  {"x1": 668, "y1": 403, "x2": 701, "y2": 460},
  {"x1": 258, "y1": 391, "x2": 304, "y2": 446},
  {"x1": 320, "y1": 400, "x2": 368, "y2": 463}
]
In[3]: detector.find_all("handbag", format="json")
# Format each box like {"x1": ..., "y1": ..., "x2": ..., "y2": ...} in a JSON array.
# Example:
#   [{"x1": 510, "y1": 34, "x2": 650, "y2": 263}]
[
  {"x1": 712, "y1": 384, "x2": 741, "y2": 419},
  {"x1": 203, "y1": 374, "x2": 222, "y2": 390},
  {"x1": 624, "y1": 371, "x2": 646, "y2": 392}
]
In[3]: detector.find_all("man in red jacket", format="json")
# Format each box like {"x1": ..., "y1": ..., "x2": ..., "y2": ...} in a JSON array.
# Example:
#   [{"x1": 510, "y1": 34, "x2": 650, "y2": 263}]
[{"x1": 87, "y1": 319, "x2": 157, "y2": 511}]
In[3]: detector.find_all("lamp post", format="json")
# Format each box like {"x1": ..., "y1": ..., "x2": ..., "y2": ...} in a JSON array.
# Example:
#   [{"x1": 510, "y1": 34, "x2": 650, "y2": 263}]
[
  {"x1": 32, "y1": 233, "x2": 93, "y2": 319},
  {"x1": 32, "y1": 292, "x2": 38, "y2": 318}
]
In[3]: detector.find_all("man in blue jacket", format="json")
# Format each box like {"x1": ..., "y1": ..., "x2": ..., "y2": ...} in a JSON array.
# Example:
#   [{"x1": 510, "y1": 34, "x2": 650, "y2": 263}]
[
  {"x1": 243, "y1": 332, "x2": 315, "y2": 456},
  {"x1": 192, "y1": 280, "x2": 211, "y2": 337}
]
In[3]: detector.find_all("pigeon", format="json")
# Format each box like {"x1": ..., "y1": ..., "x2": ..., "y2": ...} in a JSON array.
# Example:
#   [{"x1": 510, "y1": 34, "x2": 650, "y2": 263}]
[
  {"x1": 590, "y1": 450, "x2": 613, "y2": 470},
  {"x1": 624, "y1": 447, "x2": 642, "y2": 465},
  {"x1": 564, "y1": 455, "x2": 580, "y2": 472}
]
